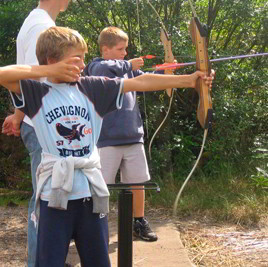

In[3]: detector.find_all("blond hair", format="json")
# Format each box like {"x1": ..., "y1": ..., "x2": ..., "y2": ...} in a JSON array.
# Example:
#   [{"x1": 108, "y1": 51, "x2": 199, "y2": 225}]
[
  {"x1": 36, "y1": 26, "x2": 88, "y2": 65},
  {"x1": 98, "y1": 26, "x2": 128, "y2": 54}
]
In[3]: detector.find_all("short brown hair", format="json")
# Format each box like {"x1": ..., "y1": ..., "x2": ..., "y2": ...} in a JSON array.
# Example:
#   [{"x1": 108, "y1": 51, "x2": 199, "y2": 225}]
[
  {"x1": 98, "y1": 26, "x2": 128, "y2": 54},
  {"x1": 36, "y1": 26, "x2": 88, "y2": 65}
]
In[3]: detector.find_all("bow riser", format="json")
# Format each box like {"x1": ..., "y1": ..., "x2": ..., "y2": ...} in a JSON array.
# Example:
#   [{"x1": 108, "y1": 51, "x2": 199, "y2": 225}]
[{"x1": 189, "y1": 17, "x2": 213, "y2": 129}]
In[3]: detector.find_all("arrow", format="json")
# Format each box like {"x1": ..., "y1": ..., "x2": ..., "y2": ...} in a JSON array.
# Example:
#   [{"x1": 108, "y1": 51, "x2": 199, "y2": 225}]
[
  {"x1": 145, "y1": 52, "x2": 268, "y2": 71},
  {"x1": 140, "y1": 55, "x2": 158, "y2": 59}
]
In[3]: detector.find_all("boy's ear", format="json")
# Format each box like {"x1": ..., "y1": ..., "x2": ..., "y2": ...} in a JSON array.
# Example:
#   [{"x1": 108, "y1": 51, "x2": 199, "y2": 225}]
[
  {"x1": 47, "y1": 57, "x2": 57, "y2": 65},
  {"x1": 102, "y1": 46, "x2": 109, "y2": 57}
]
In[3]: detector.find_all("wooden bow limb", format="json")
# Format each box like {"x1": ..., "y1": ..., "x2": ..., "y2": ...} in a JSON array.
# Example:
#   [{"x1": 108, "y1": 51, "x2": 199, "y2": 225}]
[
  {"x1": 160, "y1": 28, "x2": 175, "y2": 97},
  {"x1": 189, "y1": 17, "x2": 213, "y2": 129}
]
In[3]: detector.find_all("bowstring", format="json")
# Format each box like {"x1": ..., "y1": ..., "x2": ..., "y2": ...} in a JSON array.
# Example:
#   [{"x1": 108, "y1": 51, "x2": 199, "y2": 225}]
[
  {"x1": 173, "y1": 129, "x2": 208, "y2": 215},
  {"x1": 188, "y1": 0, "x2": 198, "y2": 17},
  {"x1": 136, "y1": 0, "x2": 142, "y2": 54},
  {"x1": 146, "y1": 0, "x2": 169, "y2": 34},
  {"x1": 136, "y1": 0, "x2": 149, "y2": 140},
  {"x1": 148, "y1": 88, "x2": 174, "y2": 160}
]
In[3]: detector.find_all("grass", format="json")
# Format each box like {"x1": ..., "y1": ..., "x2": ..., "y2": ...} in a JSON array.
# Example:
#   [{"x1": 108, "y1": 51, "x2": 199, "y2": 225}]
[
  {"x1": 145, "y1": 170, "x2": 268, "y2": 226},
  {"x1": 0, "y1": 188, "x2": 30, "y2": 206},
  {"x1": 0, "y1": 164, "x2": 267, "y2": 227}
]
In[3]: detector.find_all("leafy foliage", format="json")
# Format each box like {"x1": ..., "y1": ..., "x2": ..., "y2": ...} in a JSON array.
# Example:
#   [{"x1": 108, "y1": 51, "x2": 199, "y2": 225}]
[{"x1": 0, "y1": 0, "x2": 267, "y2": 189}]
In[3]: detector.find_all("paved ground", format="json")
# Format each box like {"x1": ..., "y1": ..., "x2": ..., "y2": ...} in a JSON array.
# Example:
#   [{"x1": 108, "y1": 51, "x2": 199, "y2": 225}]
[
  {"x1": 0, "y1": 206, "x2": 194, "y2": 267},
  {"x1": 67, "y1": 216, "x2": 194, "y2": 267}
]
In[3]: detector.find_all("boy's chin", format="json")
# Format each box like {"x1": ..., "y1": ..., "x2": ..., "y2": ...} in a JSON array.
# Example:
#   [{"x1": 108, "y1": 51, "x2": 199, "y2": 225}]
[{"x1": 47, "y1": 78, "x2": 63, "y2": 84}]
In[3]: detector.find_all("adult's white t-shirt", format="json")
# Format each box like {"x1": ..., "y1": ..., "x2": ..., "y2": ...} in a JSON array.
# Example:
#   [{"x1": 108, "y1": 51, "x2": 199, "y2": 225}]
[{"x1": 16, "y1": 8, "x2": 55, "y2": 127}]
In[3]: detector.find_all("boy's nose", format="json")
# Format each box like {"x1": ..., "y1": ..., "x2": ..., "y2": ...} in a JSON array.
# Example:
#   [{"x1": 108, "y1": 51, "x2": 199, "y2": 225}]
[{"x1": 80, "y1": 60, "x2": 85, "y2": 71}]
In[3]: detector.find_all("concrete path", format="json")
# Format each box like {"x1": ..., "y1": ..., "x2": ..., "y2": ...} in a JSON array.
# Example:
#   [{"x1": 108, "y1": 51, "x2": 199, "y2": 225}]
[{"x1": 67, "y1": 218, "x2": 194, "y2": 267}]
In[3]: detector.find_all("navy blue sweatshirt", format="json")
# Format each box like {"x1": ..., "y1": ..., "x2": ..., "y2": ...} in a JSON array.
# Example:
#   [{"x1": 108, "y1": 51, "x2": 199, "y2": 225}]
[{"x1": 85, "y1": 58, "x2": 145, "y2": 148}]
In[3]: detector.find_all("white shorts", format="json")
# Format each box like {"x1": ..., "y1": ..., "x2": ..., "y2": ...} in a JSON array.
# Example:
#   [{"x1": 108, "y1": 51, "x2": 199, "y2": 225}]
[{"x1": 98, "y1": 143, "x2": 151, "y2": 184}]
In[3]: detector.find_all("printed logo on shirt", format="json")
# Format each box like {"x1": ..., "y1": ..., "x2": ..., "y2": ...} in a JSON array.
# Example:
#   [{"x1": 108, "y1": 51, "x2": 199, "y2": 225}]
[
  {"x1": 57, "y1": 145, "x2": 90, "y2": 157},
  {"x1": 46, "y1": 105, "x2": 91, "y2": 124},
  {"x1": 43, "y1": 104, "x2": 95, "y2": 157},
  {"x1": 56, "y1": 123, "x2": 86, "y2": 144}
]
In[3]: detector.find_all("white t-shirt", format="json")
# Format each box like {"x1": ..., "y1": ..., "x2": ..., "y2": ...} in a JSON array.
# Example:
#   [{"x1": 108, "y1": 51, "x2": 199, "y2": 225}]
[{"x1": 16, "y1": 8, "x2": 55, "y2": 126}]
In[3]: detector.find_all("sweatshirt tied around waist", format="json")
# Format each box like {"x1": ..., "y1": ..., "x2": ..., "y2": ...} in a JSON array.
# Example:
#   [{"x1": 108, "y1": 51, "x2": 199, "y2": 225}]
[{"x1": 34, "y1": 149, "x2": 110, "y2": 223}]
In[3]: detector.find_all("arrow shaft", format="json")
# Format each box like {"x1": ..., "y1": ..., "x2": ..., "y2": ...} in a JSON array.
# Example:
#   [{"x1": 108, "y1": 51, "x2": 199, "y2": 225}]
[
  {"x1": 210, "y1": 52, "x2": 268, "y2": 63},
  {"x1": 153, "y1": 52, "x2": 268, "y2": 70}
]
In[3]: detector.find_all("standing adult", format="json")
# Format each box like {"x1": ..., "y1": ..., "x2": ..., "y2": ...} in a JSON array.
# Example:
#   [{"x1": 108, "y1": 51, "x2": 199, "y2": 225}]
[{"x1": 2, "y1": 1, "x2": 71, "y2": 266}]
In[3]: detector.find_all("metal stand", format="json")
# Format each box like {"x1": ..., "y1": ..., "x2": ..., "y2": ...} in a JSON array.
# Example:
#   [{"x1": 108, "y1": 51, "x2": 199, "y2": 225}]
[
  {"x1": 118, "y1": 190, "x2": 133, "y2": 267},
  {"x1": 108, "y1": 182, "x2": 160, "y2": 267}
]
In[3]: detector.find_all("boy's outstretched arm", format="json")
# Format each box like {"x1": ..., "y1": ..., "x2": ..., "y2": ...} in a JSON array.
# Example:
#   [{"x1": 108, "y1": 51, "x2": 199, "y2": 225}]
[
  {"x1": 0, "y1": 57, "x2": 81, "y2": 94},
  {"x1": 123, "y1": 70, "x2": 215, "y2": 93}
]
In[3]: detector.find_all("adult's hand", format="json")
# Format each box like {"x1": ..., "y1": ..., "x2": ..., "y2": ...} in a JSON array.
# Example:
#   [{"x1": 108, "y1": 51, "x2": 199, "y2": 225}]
[{"x1": 2, "y1": 114, "x2": 21, "y2": 137}]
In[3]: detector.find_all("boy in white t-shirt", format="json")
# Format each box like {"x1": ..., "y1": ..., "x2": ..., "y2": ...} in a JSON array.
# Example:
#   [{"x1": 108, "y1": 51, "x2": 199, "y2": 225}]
[{"x1": 2, "y1": 1, "x2": 71, "y2": 266}]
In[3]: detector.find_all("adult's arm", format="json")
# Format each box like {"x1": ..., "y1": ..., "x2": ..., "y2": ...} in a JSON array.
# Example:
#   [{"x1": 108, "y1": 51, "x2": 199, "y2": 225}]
[{"x1": 0, "y1": 58, "x2": 81, "y2": 94}]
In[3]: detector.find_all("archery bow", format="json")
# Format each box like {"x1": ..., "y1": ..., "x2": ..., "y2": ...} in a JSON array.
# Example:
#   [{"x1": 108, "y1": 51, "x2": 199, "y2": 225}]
[
  {"x1": 146, "y1": 0, "x2": 176, "y2": 160},
  {"x1": 173, "y1": 0, "x2": 213, "y2": 215}
]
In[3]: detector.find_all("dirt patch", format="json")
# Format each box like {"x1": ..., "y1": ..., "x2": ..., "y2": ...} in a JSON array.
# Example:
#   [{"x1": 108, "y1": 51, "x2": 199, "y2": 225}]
[
  {"x1": 0, "y1": 206, "x2": 27, "y2": 266},
  {"x1": 178, "y1": 218, "x2": 268, "y2": 267},
  {"x1": 0, "y1": 206, "x2": 267, "y2": 267}
]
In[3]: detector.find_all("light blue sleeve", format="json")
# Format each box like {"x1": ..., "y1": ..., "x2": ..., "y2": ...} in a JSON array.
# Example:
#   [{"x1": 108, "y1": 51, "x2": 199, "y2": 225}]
[
  {"x1": 116, "y1": 79, "x2": 125, "y2": 109},
  {"x1": 9, "y1": 81, "x2": 25, "y2": 108}
]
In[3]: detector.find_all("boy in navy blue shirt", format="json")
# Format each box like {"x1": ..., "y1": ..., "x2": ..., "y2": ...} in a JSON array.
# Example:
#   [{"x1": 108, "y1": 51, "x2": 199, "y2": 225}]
[{"x1": 85, "y1": 26, "x2": 214, "y2": 242}]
